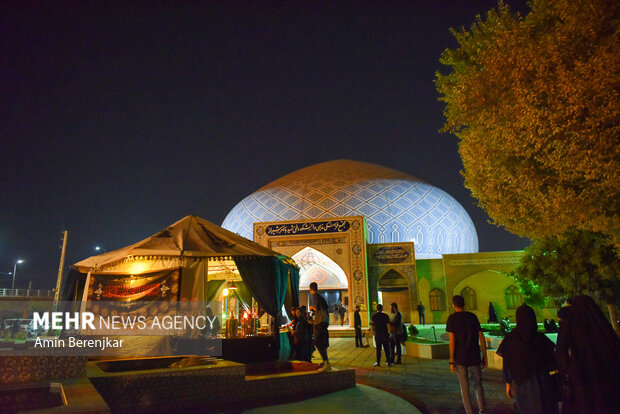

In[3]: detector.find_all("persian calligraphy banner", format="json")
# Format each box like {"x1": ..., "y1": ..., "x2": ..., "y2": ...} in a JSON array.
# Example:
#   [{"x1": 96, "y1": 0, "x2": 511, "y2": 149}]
[
  {"x1": 87, "y1": 268, "x2": 179, "y2": 311},
  {"x1": 265, "y1": 220, "x2": 350, "y2": 236},
  {"x1": 373, "y1": 246, "x2": 410, "y2": 264}
]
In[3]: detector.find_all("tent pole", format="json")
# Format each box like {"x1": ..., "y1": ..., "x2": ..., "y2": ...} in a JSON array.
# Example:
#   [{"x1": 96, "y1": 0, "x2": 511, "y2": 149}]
[{"x1": 79, "y1": 271, "x2": 91, "y2": 315}]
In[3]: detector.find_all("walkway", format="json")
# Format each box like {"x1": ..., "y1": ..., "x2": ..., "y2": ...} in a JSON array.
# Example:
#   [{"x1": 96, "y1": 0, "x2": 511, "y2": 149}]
[
  {"x1": 314, "y1": 338, "x2": 515, "y2": 414},
  {"x1": 244, "y1": 384, "x2": 420, "y2": 414}
]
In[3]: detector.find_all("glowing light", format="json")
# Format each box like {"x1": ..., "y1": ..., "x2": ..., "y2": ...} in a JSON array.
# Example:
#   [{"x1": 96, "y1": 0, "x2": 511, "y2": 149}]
[
  {"x1": 223, "y1": 288, "x2": 229, "y2": 297},
  {"x1": 243, "y1": 312, "x2": 248, "y2": 319},
  {"x1": 127, "y1": 261, "x2": 151, "y2": 274}
]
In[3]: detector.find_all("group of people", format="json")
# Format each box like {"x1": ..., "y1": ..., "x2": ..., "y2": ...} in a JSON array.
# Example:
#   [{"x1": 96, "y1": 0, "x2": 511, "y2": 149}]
[
  {"x1": 287, "y1": 305, "x2": 313, "y2": 362},
  {"x1": 288, "y1": 282, "x2": 332, "y2": 369},
  {"x1": 370, "y1": 302, "x2": 406, "y2": 366},
  {"x1": 447, "y1": 293, "x2": 620, "y2": 414},
  {"x1": 543, "y1": 318, "x2": 559, "y2": 333}
]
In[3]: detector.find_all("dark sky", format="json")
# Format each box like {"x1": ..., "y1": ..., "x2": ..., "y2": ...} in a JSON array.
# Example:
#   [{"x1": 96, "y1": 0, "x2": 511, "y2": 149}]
[{"x1": 1, "y1": 1, "x2": 530, "y2": 289}]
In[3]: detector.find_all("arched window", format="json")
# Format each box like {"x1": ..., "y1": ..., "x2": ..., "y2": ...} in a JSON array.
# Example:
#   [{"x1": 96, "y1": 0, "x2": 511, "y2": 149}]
[
  {"x1": 460, "y1": 287, "x2": 477, "y2": 310},
  {"x1": 505, "y1": 285, "x2": 523, "y2": 309},
  {"x1": 429, "y1": 288, "x2": 446, "y2": 311}
]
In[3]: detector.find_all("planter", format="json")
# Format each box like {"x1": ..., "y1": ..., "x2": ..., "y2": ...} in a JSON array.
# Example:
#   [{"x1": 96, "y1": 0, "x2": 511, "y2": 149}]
[
  {"x1": 404, "y1": 341, "x2": 449, "y2": 359},
  {"x1": 485, "y1": 335, "x2": 504, "y2": 350},
  {"x1": 486, "y1": 349, "x2": 503, "y2": 370}
]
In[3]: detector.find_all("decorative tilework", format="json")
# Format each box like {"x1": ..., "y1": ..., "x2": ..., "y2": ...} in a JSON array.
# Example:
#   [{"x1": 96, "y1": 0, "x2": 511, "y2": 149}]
[
  {"x1": 222, "y1": 160, "x2": 478, "y2": 257},
  {"x1": 0, "y1": 355, "x2": 87, "y2": 385}
]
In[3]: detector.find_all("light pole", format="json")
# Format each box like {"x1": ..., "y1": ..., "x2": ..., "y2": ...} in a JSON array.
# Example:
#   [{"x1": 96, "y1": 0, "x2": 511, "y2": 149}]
[
  {"x1": 12, "y1": 259, "x2": 24, "y2": 290},
  {"x1": 95, "y1": 245, "x2": 106, "y2": 253}
]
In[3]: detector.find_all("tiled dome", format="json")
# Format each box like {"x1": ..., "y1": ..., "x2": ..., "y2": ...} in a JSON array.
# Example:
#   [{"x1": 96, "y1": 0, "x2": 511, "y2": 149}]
[{"x1": 222, "y1": 160, "x2": 478, "y2": 257}]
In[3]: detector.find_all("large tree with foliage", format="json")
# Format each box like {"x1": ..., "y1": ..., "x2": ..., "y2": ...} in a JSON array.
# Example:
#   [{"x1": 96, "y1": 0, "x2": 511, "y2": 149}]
[
  {"x1": 435, "y1": 0, "x2": 619, "y2": 244},
  {"x1": 513, "y1": 229, "x2": 620, "y2": 333}
]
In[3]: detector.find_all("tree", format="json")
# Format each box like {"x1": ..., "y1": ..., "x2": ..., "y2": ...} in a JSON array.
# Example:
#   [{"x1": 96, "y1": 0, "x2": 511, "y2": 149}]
[
  {"x1": 435, "y1": 0, "x2": 620, "y2": 244},
  {"x1": 515, "y1": 278, "x2": 548, "y2": 309},
  {"x1": 513, "y1": 229, "x2": 620, "y2": 334}
]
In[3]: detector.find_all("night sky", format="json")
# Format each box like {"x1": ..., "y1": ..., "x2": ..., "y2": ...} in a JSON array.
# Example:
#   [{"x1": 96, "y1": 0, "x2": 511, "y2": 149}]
[{"x1": 1, "y1": 1, "x2": 530, "y2": 289}]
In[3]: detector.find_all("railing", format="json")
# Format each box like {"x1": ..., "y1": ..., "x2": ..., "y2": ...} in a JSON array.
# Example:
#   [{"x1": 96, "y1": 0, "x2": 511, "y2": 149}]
[{"x1": 0, "y1": 289, "x2": 54, "y2": 297}]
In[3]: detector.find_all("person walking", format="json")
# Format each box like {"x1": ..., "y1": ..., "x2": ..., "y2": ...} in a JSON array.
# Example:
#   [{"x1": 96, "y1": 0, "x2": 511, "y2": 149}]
[
  {"x1": 556, "y1": 295, "x2": 620, "y2": 414},
  {"x1": 371, "y1": 304, "x2": 391, "y2": 367},
  {"x1": 497, "y1": 304, "x2": 559, "y2": 414},
  {"x1": 417, "y1": 301, "x2": 425, "y2": 325},
  {"x1": 308, "y1": 282, "x2": 330, "y2": 370},
  {"x1": 354, "y1": 305, "x2": 364, "y2": 347},
  {"x1": 338, "y1": 304, "x2": 346, "y2": 326},
  {"x1": 447, "y1": 295, "x2": 487, "y2": 414},
  {"x1": 389, "y1": 302, "x2": 403, "y2": 364},
  {"x1": 332, "y1": 304, "x2": 339, "y2": 325}
]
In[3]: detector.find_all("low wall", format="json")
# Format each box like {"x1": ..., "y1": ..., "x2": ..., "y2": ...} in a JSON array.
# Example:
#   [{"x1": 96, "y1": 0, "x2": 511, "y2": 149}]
[
  {"x1": 88, "y1": 359, "x2": 245, "y2": 412},
  {"x1": 87, "y1": 359, "x2": 356, "y2": 412},
  {"x1": 404, "y1": 341, "x2": 449, "y2": 359},
  {"x1": 0, "y1": 355, "x2": 88, "y2": 386}
]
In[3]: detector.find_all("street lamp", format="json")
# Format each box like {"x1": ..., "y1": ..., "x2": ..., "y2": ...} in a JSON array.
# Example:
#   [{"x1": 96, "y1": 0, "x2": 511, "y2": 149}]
[
  {"x1": 95, "y1": 246, "x2": 106, "y2": 253},
  {"x1": 12, "y1": 259, "x2": 24, "y2": 290}
]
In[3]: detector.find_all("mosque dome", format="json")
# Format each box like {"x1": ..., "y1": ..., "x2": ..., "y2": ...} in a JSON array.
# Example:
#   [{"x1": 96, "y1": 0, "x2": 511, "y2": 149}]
[{"x1": 222, "y1": 160, "x2": 478, "y2": 257}]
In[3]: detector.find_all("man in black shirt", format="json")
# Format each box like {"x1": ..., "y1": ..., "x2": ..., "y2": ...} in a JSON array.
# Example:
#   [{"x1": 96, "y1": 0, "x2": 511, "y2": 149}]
[
  {"x1": 354, "y1": 305, "x2": 363, "y2": 347},
  {"x1": 446, "y1": 295, "x2": 487, "y2": 414},
  {"x1": 389, "y1": 302, "x2": 403, "y2": 364},
  {"x1": 371, "y1": 303, "x2": 391, "y2": 367},
  {"x1": 309, "y1": 282, "x2": 330, "y2": 370},
  {"x1": 417, "y1": 301, "x2": 426, "y2": 325}
]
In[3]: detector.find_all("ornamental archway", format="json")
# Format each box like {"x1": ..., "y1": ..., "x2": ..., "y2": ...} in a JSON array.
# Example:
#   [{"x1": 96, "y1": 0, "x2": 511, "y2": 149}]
[
  {"x1": 253, "y1": 216, "x2": 370, "y2": 326},
  {"x1": 292, "y1": 247, "x2": 349, "y2": 318},
  {"x1": 378, "y1": 268, "x2": 412, "y2": 323}
]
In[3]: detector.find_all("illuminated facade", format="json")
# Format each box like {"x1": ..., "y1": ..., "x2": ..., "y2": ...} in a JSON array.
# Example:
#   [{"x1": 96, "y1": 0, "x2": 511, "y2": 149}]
[
  {"x1": 222, "y1": 160, "x2": 478, "y2": 258},
  {"x1": 223, "y1": 160, "x2": 528, "y2": 325}
]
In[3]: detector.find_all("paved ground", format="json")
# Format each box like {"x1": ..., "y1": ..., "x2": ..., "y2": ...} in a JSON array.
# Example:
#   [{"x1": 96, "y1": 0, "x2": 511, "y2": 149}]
[
  {"x1": 244, "y1": 384, "x2": 421, "y2": 414},
  {"x1": 313, "y1": 338, "x2": 516, "y2": 414}
]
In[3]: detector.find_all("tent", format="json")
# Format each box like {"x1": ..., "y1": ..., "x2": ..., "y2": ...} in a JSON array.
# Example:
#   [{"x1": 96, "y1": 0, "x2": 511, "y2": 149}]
[{"x1": 62, "y1": 215, "x2": 299, "y2": 355}]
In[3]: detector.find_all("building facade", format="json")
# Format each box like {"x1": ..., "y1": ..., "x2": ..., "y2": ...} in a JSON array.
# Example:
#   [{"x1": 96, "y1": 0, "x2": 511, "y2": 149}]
[{"x1": 223, "y1": 160, "x2": 526, "y2": 325}]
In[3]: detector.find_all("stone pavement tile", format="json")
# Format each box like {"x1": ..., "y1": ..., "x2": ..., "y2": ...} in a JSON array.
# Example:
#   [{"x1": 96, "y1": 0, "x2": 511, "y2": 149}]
[
  {"x1": 323, "y1": 338, "x2": 516, "y2": 414},
  {"x1": 243, "y1": 384, "x2": 421, "y2": 414}
]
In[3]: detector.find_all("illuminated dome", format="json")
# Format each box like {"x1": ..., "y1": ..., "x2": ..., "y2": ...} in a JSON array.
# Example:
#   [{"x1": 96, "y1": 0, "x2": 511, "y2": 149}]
[{"x1": 222, "y1": 160, "x2": 478, "y2": 257}]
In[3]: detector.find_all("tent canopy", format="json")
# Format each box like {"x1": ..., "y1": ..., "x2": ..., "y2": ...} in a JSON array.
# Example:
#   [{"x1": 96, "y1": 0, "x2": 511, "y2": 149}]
[
  {"x1": 73, "y1": 215, "x2": 283, "y2": 271},
  {"x1": 68, "y1": 215, "x2": 299, "y2": 318}
]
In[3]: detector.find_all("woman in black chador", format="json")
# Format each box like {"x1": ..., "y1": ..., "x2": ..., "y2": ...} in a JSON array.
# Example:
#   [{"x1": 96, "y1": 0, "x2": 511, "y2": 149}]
[
  {"x1": 556, "y1": 295, "x2": 620, "y2": 414},
  {"x1": 497, "y1": 304, "x2": 559, "y2": 414}
]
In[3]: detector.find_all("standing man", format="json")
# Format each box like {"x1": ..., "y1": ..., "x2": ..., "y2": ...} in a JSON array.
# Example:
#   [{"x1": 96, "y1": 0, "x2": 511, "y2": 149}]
[
  {"x1": 389, "y1": 302, "x2": 403, "y2": 365},
  {"x1": 487, "y1": 302, "x2": 498, "y2": 323},
  {"x1": 309, "y1": 282, "x2": 330, "y2": 370},
  {"x1": 417, "y1": 301, "x2": 426, "y2": 325},
  {"x1": 371, "y1": 304, "x2": 391, "y2": 367},
  {"x1": 332, "y1": 304, "x2": 339, "y2": 325},
  {"x1": 354, "y1": 305, "x2": 363, "y2": 347},
  {"x1": 447, "y1": 295, "x2": 487, "y2": 414}
]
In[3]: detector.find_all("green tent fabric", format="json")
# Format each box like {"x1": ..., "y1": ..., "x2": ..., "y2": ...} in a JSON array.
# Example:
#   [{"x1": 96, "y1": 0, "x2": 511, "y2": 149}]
[
  {"x1": 233, "y1": 256, "x2": 296, "y2": 318},
  {"x1": 283, "y1": 265, "x2": 300, "y2": 320},
  {"x1": 289, "y1": 265, "x2": 300, "y2": 306},
  {"x1": 206, "y1": 280, "x2": 226, "y2": 302},
  {"x1": 231, "y1": 281, "x2": 253, "y2": 312}
]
